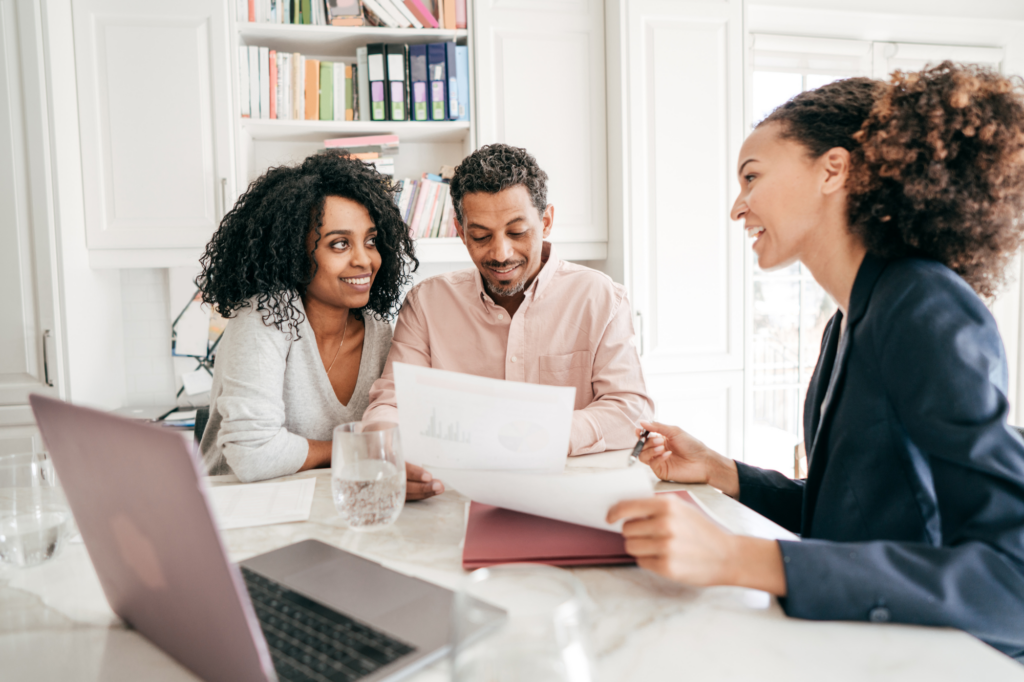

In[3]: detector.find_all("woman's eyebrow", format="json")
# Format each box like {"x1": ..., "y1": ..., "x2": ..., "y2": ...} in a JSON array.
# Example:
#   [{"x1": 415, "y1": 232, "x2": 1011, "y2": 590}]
[{"x1": 738, "y1": 158, "x2": 758, "y2": 175}]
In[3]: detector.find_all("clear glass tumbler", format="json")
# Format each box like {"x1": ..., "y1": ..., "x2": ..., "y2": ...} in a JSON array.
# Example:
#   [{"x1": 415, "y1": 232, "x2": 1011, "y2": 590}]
[
  {"x1": 331, "y1": 422, "x2": 405, "y2": 531},
  {"x1": 452, "y1": 564, "x2": 595, "y2": 682},
  {"x1": 0, "y1": 452, "x2": 74, "y2": 568}
]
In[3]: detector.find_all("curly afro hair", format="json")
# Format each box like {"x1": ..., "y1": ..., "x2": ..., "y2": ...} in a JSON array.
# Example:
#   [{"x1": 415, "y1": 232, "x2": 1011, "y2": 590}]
[
  {"x1": 449, "y1": 143, "x2": 548, "y2": 225},
  {"x1": 762, "y1": 63, "x2": 1024, "y2": 298},
  {"x1": 197, "y1": 150, "x2": 418, "y2": 337}
]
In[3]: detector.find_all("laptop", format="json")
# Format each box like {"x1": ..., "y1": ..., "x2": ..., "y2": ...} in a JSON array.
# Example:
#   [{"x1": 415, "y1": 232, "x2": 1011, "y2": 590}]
[{"x1": 29, "y1": 394, "x2": 503, "y2": 682}]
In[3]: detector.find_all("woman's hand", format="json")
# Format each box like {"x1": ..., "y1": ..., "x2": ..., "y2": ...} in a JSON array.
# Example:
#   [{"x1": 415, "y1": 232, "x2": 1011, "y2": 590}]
[
  {"x1": 406, "y1": 462, "x2": 444, "y2": 501},
  {"x1": 637, "y1": 421, "x2": 740, "y2": 498},
  {"x1": 606, "y1": 495, "x2": 787, "y2": 595}
]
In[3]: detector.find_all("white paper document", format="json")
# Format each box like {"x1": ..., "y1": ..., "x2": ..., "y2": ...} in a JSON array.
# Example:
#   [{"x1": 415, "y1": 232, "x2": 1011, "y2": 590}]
[
  {"x1": 394, "y1": 363, "x2": 576, "y2": 472},
  {"x1": 434, "y1": 466, "x2": 656, "y2": 532},
  {"x1": 207, "y1": 477, "x2": 317, "y2": 530}
]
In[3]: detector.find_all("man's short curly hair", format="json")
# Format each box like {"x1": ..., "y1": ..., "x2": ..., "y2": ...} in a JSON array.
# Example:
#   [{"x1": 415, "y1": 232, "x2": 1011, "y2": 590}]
[
  {"x1": 449, "y1": 144, "x2": 549, "y2": 225},
  {"x1": 762, "y1": 63, "x2": 1024, "y2": 298},
  {"x1": 197, "y1": 150, "x2": 418, "y2": 337}
]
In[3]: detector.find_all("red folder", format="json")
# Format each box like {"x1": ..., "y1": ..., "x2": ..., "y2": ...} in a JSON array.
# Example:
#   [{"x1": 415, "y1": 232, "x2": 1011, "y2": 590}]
[{"x1": 463, "y1": 490, "x2": 706, "y2": 569}]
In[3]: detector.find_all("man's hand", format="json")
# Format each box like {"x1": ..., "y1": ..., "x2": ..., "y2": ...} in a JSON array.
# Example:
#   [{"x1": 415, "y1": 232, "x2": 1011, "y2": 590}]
[
  {"x1": 606, "y1": 495, "x2": 787, "y2": 595},
  {"x1": 406, "y1": 462, "x2": 444, "y2": 501},
  {"x1": 637, "y1": 421, "x2": 740, "y2": 498}
]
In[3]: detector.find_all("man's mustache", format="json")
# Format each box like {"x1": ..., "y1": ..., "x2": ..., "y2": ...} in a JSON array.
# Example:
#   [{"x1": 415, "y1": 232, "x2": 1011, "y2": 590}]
[{"x1": 482, "y1": 259, "x2": 527, "y2": 271}]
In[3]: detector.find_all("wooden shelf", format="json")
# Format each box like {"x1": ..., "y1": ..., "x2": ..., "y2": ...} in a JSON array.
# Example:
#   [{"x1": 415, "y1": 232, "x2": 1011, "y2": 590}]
[
  {"x1": 238, "y1": 23, "x2": 468, "y2": 55},
  {"x1": 240, "y1": 118, "x2": 471, "y2": 143}
]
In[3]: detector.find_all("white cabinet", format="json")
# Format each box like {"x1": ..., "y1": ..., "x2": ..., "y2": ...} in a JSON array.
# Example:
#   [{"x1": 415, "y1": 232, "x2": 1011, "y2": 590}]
[
  {"x1": 616, "y1": 0, "x2": 745, "y2": 458},
  {"x1": 72, "y1": 0, "x2": 234, "y2": 267},
  {"x1": 473, "y1": 0, "x2": 608, "y2": 256},
  {"x1": 0, "y1": 0, "x2": 62, "y2": 435}
]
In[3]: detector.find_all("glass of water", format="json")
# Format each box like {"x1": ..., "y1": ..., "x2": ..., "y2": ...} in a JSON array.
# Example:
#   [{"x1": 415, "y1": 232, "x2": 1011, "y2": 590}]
[
  {"x1": 0, "y1": 452, "x2": 74, "y2": 568},
  {"x1": 331, "y1": 422, "x2": 405, "y2": 531},
  {"x1": 452, "y1": 564, "x2": 595, "y2": 682}
]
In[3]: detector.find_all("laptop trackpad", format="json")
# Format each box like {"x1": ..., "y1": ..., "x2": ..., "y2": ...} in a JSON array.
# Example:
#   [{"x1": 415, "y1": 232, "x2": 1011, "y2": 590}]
[{"x1": 283, "y1": 558, "x2": 421, "y2": 621}]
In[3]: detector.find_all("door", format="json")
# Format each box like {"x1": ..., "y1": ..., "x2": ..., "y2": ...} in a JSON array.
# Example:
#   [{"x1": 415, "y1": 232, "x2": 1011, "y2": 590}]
[
  {"x1": 0, "y1": 0, "x2": 61, "y2": 434},
  {"x1": 71, "y1": 0, "x2": 233, "y2": 251}
]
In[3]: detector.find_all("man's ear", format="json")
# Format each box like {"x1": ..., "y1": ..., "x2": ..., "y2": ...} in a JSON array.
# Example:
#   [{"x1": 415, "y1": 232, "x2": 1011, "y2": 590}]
[
  {"x1": 821, "y1": 147, "x2": 850, "y2": 196},
  {"x1": 541, "y1": 204, "x2": 554, "y2": 239},
  {"x1": 454, "y1": 217, "x2": 466, "y2": 244}
]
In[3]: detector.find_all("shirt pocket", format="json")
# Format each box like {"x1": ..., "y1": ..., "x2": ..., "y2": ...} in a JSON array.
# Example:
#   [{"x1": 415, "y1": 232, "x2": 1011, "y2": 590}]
[{"x1": 538, "y1": 350, "x2": 593, "y2": 408}]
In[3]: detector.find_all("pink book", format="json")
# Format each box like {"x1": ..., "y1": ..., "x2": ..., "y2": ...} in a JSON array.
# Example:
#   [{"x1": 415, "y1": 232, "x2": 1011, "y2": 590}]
[
  {"x1": 418, "y1": 183, "x2": 441, "y2": 238},
  {"x1": 323, "y1": 134, "x2": 400, "y2": 148},
  {"x1": 408, "y1": 179, "x2": 433, "y2": 238},
  {"x1": 455, "y1": 0, "x2": 466, "y2": 29},
  {"x1": 405, "y1": 0, "x2": 438, "y2": 28},
  {"x1": 268, "y1": 50, "x2": 277, "y2": 120},
  {"x1": 462, "y1": 491, "x2": 710, "y2": 569}
]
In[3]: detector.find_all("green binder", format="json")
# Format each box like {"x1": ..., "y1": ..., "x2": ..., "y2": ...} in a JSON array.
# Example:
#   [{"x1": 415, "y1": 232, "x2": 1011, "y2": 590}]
[{"x1": 319, "y1": 62, "x2": 333, "y2": 121}]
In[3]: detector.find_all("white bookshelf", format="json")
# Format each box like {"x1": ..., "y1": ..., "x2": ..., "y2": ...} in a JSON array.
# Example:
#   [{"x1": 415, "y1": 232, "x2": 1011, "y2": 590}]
[{"x1": 233, "y1": 11, "x2": 476, "y2": 264}]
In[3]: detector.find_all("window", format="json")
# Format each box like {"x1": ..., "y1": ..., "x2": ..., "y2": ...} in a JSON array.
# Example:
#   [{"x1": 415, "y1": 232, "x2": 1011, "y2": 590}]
[{"x1": 743, "y1": 35, "x2": 1005, "y2": 475}]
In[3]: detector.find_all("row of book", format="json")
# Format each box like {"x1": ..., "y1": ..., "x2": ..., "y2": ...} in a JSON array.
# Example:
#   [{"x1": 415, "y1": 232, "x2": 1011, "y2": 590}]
[
  {"x1": 239, "y1": 42, "x2": 469, "y2": 123},
  {"x1": 396, "y1": 175, "x2": 457, "y2": 238},
  {"x1": 242, "y1": 0, "x2": 467, "y2": 30}
]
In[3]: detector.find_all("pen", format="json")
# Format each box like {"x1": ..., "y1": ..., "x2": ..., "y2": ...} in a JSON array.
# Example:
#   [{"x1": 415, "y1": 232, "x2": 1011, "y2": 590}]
[{"x1": 628, "y1": 429, "x2": 650, "y2": 466}]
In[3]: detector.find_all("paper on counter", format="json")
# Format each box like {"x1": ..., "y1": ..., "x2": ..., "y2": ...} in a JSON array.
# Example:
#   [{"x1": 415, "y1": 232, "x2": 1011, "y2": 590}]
[
  {"x1": 434, "y1": 466, "x2": 655, "y2": 532},
  {"x1": 395, "y1": 363, "x2": 575, "y2": 472},
  {"x1": 207, "y1": 477, "x2": 317, "y2": 530}
]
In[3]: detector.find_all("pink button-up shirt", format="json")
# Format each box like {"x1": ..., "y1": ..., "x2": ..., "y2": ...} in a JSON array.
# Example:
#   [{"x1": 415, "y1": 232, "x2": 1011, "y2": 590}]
[{"x1": 363, "y1": 243, "x2": 654, "y2": 455}]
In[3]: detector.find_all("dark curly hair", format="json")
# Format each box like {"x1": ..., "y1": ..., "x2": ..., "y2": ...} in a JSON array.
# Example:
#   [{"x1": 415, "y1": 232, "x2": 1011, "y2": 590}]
[
  {"x1": 762, "y1": 63, "x2": 1024, "y2": 298},
  {"x1": 197, "y1": 150, "x2": 418, "y2": 336},
  {"x1": 449, "y1": 143, "x2": 548, "y2": 225}
]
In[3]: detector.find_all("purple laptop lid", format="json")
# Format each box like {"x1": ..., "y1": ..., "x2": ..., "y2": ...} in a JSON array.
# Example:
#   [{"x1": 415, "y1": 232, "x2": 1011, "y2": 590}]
[{"x1": 30, "y1": 394, "x2": 277, "y2": 682}]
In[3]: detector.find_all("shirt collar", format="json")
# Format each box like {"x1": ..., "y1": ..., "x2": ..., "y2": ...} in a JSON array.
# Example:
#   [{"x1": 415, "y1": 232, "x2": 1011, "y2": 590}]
[{"x1": 474, "y1": 241, "x2": 560, "y2": 307}]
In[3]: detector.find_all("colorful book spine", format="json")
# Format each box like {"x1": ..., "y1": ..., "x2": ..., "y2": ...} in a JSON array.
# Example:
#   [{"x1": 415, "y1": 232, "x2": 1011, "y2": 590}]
[
  {"x1": 345, "y1": 64, "x2": 354, "y2": 120},
  {"x1": 319, "y1": 61, "x2": 333, "y2": 120},
  {"x1": 304, "y1": 58, "x2": 319, "y2": 120},
  {"x1": 455, "y1": 0, "x2": 466, "y2": 29},
  {"x1": 456, "y1": 45, "x2": 470, "y2": 121},
  {"x1": 269, "y1": 49, "x2": 277, "y2": 119},
  {"x1": 238, "y1": 46, "x2": 250, "y2": 117},
  {"x1": 405, "y1": 0, "x2": 438, "y2": 28},
  {"x1": 333, "y1": 61, "x2": 345, "y2": 121},
  {"x1": 356, "y1": 47, "x2": 370, "y2": 122}
]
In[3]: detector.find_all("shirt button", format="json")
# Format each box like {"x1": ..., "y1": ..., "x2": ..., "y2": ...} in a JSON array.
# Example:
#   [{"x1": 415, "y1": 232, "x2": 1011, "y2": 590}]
[
  {"x1": 497, "y1": 313, "x2": 504, "y2": 321},
  {"x1": 868, "y1": 607, "x2": 891, "y2": 623},
  {"x1": 511, "y1": 356, "x2": 517, "y2": 363}
]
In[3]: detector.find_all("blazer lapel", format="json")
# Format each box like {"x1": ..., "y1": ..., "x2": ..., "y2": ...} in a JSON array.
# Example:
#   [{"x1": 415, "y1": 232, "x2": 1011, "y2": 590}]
[{"x1": 801, "y1": 253, "x2": 889, "y2": 531}]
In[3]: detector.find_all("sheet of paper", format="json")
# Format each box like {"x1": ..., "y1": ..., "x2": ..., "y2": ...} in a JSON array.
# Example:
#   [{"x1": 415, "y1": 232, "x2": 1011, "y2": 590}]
[
  {"x1": 434, "y1": 466, "x2": 655, "y2": 532},
  {"x1": 207, "y1": 477, "x2": 317, "y2": 530},
  {"x1": 394, "y1": 363, "x2": 576, "y2": 472}
]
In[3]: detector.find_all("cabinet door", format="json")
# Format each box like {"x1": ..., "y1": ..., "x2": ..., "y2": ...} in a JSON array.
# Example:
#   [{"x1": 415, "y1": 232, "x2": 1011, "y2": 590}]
[
  {"x1": 473, "y1": 0, "x2": 607, "y2": 245},
  {"x1": 0, "y1": 0, "x2": 60, "y2": 427},
  {"x1": 622, "y1": 0, "x2": 745, "y2": 457},
  {"x1": 72, "y1": 0, "x2": 232, "y2": 250}
]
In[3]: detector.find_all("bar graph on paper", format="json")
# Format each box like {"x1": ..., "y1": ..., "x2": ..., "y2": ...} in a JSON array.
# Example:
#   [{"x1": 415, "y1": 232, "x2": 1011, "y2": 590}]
[{"x1": 421, "y1": 409, "x2": 471, "y2": 444}]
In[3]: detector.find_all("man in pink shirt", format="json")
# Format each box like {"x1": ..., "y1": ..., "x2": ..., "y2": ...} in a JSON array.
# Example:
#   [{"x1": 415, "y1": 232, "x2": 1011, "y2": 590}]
[{"x1": 364, "y1": 144, "x2": 654, "y2": 499}]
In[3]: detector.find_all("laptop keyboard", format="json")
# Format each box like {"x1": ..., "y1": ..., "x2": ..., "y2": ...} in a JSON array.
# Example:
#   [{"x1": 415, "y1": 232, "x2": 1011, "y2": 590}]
[{"x1": 242, "y1": 567, "x2": 416, "y2": 682}]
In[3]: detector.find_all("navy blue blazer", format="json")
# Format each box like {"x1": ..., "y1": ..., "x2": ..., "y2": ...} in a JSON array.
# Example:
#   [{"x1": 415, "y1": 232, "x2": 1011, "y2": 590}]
[{"x1": 736, "y1": 253, "x2": 1024, "y2": 661}]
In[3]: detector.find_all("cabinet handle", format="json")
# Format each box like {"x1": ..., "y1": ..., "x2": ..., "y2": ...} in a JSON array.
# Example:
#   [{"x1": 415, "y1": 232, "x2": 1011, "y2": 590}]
[
  {"x1": 220, "y1": 178, "x2": 228, "y2": 219},
  {"x1": 42, "y1": 329, "x2": 53, "y2": 387}
]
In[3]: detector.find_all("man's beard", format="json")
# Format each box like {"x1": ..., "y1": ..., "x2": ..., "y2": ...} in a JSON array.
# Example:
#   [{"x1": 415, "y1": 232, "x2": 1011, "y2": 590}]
[{"x1": 483, "y1": 259, "x2": 528, "y2": 297}]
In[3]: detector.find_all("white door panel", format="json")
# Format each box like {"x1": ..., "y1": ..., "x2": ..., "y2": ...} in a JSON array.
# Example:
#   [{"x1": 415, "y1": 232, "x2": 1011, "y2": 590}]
[
  {"x1": 474, "y1": 0, "x2": 607, "y2": 244},
  {"x1": 72, "y1": 0, "x2": 232, "y2": 250}
]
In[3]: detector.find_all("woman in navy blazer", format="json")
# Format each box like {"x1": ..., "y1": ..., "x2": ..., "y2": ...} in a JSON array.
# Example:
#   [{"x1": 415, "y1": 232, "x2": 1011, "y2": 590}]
[{"x1": 609, "y1": 63, "x2": 1024, "y2": 661}]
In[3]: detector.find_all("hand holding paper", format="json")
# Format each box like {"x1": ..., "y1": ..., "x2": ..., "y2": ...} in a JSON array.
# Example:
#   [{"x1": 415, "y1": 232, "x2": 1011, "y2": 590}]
[{"x1": 435, "y1": 466, "x2": 655, "y2": 532}]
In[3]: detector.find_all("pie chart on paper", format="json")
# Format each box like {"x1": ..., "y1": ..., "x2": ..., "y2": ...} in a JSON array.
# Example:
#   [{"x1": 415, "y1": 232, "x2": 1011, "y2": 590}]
[{"x1": 497, "y1": 421, "x2": 549, "y2": 453}]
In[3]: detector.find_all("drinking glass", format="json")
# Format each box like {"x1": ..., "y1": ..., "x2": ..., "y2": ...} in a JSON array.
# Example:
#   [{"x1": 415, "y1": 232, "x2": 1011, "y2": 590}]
[
  {"x1": 0, "y1": 451, "x2": 74, "y2": 568},
  {"x1": 331, "y1": 421, "x2": 405, "y2": 531},
  {"x1": 452, "y1": 564, "x2": 595, "y2": 682}
]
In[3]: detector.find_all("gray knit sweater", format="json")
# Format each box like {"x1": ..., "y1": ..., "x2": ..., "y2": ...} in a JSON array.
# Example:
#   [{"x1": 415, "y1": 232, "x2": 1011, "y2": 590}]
[{"x1": 200, "y1": 298, "x2": 392, "y2": 482}]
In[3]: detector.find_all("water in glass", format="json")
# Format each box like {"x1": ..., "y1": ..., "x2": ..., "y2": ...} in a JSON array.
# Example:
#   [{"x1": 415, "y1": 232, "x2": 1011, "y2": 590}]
[
  {"x1": 0, "y1": 452, "x2": 74, "y2": 568},
  {"x1": 332, "y1": 422, "x2": 405, "y2": 531}
]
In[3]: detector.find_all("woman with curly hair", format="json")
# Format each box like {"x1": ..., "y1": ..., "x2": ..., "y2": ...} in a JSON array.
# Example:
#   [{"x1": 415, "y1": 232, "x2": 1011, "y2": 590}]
[
  {"x1": 196, "y1": 151, "x2": 440, "y2": 499},
  {"x1": 609, "y1": 63, "x2": 1024, "y2": 660}
]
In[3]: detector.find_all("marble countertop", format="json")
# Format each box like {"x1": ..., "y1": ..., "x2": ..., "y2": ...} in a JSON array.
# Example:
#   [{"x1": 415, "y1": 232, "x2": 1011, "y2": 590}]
[{"x1": 2, "y1": 450, "x2": 1021, "y2": 681}]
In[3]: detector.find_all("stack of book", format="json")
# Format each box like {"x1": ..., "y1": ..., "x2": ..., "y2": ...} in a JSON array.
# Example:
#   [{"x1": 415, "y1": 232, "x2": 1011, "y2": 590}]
[
  {"x1": 242, "y1": 0, "x2": 467, "y2": 29},
  {"x1": 239, "y1": 42, "x2": 470, "y2": 124},
  {"x1": 324, "y1": 134, "x2": 398, "y2": 176},
  {"x1": 396, "y1": 174, "x2": 457, "y2": 239}
]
